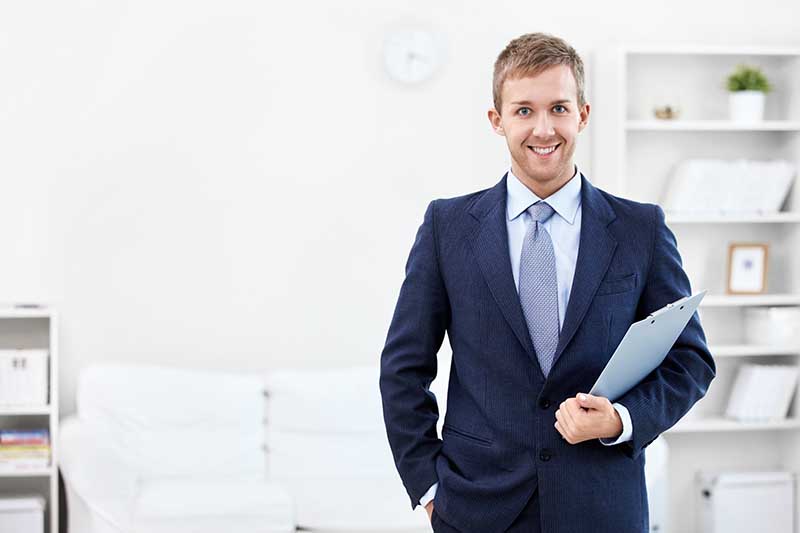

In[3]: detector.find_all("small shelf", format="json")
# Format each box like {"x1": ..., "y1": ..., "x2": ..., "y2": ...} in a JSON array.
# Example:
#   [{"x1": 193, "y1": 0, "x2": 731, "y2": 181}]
[
  {"x1": 668, "y1": 417, "x2": 800, "y2": 433},
  {"x1": 0, "y1": 306, "x2": 53, "y2": 319},
  {"x1": 0, "y1": 405, "x2": 51, "y2": 415},
  {"x1": 0, "y1": 466, "x2": 53, "y2": 477},
  {"x1": 626, "y1": 120, "x2": 800, "y2": 131},
  {"x1": 701, "y1": 294, "x2": 800, "y2": 307},
  {"x1": 710, "y1": 345, "x2": 800, "y2": 357},
  {"x1": 666, "y1": 212, "x2": 800, "y2": 224},
  {"x1": 624, "y1": 45, "x2": 800, "y2": 56}
]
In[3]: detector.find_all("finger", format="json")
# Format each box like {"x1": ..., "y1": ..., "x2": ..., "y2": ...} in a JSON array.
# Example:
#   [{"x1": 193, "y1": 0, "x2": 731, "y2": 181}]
[
  {"x1": 559, "y1": 402, "x2": 579, "y2": 431},
  {"x1": 564, "y1": 398, "x2": 584, "y2": 419},
  {"x1": 554, "y1": 420, "x2": 567, "y2": 440},
  {"x1": 576, "y1": 393, "x2": 609, "y2": 411}
]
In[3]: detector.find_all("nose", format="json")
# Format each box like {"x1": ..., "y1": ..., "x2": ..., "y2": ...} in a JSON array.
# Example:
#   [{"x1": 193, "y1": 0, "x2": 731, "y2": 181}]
[{"x1": 532, "y1": 112, "x2": 555, "y2": 138}]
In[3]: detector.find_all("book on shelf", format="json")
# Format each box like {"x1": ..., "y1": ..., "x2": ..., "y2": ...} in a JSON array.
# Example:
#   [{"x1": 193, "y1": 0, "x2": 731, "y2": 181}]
[
  {"x1": 725, "y1": 364, "x2": 800, "y2": 422},
  {"x1": 0, "y1": 429, "x2": 51, "y2": 472},
  {"x1": 0, "y1": 429, "x2": 49, "y2": 445}
]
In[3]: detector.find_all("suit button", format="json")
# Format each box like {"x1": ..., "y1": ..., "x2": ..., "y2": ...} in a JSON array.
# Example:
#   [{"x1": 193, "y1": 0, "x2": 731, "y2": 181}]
[
  {"x1": 539, "y1": 398, "x2": 551, "y2": 409},
  {"x1": 539, "y1": 450, "x2": 552, "y2": 462}
]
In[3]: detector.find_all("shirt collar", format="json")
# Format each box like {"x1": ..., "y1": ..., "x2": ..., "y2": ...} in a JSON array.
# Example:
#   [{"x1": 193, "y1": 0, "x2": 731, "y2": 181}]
[{"x1": 506, "y1": 165, "x2": 582, "y2": 225}]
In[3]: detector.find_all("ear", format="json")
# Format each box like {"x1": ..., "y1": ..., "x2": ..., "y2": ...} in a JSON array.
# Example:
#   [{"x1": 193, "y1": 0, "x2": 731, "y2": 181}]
[
  {"x1": 487, "y1": 108, "x2": 505, "y2": 136},
  {"x1": 577, "y1": 102, "x2": 591, "y2": 133}
]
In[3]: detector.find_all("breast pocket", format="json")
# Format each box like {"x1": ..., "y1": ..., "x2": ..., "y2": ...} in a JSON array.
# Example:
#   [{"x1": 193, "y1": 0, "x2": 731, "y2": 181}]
[{"x1": 596, "y1": 272, "x2": 637, "y2": 296}]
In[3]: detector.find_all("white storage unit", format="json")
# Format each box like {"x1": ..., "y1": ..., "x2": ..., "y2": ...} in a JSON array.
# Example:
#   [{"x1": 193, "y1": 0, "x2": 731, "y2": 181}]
[
  {"x1": 0, "y1": 306, "x2": 59, "y2": 533},
  {"x1": 0, "y1": 349, "x2": 49, "y2": 406},
  {"x1": 697, "y1": 471, "x2": 794, "y2": 533},
  {"x1": 594, "y1": 45, "x2": 800, "y2": 533},
  {"x1": 0, "y1": 493, "x2": 45, "y2": 532}
]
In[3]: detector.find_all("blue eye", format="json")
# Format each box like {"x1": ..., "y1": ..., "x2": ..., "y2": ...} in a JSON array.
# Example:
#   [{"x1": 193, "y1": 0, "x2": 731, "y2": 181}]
[
  {"x1": 517, "y1": 107, "x2": 530, "y2": 116},
  {"x1": 554, "y1": 105, "x2": 567, "y2": 113}
]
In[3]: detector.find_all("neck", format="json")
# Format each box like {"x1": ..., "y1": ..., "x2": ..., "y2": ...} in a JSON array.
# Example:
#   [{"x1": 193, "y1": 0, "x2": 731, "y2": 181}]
[{"x1": 511, "y1": 164, "x2": 576, "y2": 199}]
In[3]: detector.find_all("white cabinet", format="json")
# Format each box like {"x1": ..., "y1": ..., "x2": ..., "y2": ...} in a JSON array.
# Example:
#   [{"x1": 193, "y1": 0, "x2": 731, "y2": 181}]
[
  {"x1": 595, "y1": 45, "x2": 800, "y2": 533},
  {"x1": 0, "y1": 306, "x2": 59, "y2": 533}
]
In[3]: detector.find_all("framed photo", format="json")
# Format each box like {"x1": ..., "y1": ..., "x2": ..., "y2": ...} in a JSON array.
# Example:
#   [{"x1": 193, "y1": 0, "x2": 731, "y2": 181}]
[{"x1": 727, "y1": 243, "x2": 768, "y2": 294}]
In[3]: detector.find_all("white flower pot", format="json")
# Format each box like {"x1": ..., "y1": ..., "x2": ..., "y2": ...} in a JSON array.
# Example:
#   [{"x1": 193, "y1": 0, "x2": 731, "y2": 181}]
[{"x1": 729, "y1": 90, "x2": 766, "y2": 122}]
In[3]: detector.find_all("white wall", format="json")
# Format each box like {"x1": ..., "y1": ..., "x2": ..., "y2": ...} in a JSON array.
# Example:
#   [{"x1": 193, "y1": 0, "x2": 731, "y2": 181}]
[{"x1": 2, "y1": 0, "x2": 800, "y2": 416}]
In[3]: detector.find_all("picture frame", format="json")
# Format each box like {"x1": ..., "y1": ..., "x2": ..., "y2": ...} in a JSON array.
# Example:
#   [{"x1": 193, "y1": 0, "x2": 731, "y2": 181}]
[{"x1": 727, "y1": 243, "x2": 769, "y2": 294}]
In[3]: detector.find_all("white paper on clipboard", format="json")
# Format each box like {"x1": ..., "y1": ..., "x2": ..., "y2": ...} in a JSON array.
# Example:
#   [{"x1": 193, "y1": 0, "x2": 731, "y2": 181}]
[{"x1": 589, "y1": 290, "x2": 707, "y2": 402}]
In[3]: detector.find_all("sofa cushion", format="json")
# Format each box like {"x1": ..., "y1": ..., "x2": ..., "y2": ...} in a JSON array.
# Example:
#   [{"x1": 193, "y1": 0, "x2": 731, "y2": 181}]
[
  {"x1": 76, "y1": 364, "x2": 266, "y2": 478},
  {"x1": 132, "y1": 477, "x2": 294, "y2": 532},
  {"x1": 281, "y1": 477, "x2": 429, "y2": 531}
]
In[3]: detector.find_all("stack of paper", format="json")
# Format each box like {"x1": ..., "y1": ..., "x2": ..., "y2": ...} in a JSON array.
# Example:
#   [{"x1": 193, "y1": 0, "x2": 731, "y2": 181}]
[
  {"x1": 725, "y1": 364, "x2": 800, "y2": 422},
  {"x1": 662, "y1": 159, "x2": 795, "y2": 215}
]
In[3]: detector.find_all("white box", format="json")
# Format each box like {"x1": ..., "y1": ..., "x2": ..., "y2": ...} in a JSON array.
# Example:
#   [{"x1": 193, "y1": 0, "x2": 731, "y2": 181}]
[
  {"x1": 697, "y1": 471, "x2": 794, "y2": 533},
  {"x1": 744, "y1": 307, "x2": 800, "y2": 347},
  {"x1": 0, "y1": 350, "x2": 48, "y2": 406},
  {"x1": 0, "y1": 493, "x2": 45, "y2": 533}
]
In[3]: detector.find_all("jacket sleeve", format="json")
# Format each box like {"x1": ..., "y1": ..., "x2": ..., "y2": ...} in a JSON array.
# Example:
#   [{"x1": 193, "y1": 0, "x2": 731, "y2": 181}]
[
  {"x1": 616, "y1": 204, "x2": 716, "y2": 459},
  {"x1": 379, "y1": 200, "x2": 449, "y2": 509}
]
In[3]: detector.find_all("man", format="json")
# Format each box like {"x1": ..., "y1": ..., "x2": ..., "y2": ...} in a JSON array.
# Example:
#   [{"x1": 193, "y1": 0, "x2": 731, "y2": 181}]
[{"x1": 379, "y1": 33, "x2": 715, "y2": 533}]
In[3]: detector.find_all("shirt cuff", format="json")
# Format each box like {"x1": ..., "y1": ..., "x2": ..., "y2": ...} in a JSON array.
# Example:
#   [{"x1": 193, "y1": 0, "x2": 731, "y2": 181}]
[
  {"x1": 419, "y1": 482, "x2": 438, "y2": 507},
  {"x1": 600, "y1": 403, "x2": 633, "y2": 446}
]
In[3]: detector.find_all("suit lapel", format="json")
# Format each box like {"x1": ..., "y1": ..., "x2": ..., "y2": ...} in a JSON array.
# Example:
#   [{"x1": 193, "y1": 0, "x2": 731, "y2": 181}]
[
  {"x1": 467, "y1": 173, "x2": 618, "y2": 377},
  {"x1": 468, "y1": 175, "x2": 539, "y2": 367},
  {"x1": 551, "y1": 175, "x2": 617, "y2": 371}
]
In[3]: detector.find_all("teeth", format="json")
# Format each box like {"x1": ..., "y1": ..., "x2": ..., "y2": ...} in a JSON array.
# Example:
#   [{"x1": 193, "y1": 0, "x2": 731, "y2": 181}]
[{"x1": 531, "y1": 145, "x2": 557, "y2": 155}]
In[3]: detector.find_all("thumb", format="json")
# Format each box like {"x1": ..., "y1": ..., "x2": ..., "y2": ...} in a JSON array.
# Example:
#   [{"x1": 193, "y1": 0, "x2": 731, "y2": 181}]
[{"x1": 576, "y1": 393, "x2": 604, "y2": 409}]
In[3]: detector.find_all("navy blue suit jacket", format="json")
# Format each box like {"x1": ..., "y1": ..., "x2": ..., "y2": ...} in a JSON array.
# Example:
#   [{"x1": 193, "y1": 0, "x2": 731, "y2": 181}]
[{"x1": 379, "y1": 173, "x2": 715, "y2": 533}]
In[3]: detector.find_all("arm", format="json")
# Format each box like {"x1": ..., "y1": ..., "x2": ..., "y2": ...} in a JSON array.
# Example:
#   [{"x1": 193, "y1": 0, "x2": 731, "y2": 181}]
[
  {"x1": 379, "y1": 201, "x2": 448, "y2": 509},
  {"x1": 614, "y1": 204, "x2": 716, "y2": 459}
]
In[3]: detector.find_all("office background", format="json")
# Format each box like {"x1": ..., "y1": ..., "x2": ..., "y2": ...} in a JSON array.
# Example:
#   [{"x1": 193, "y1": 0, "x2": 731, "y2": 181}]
[
  {"x1": 2, "y1": 2, "x2": 800, "y2": 531},
  {"x1": 0, "y1": 0, "x2": 796, "y2": 416}
]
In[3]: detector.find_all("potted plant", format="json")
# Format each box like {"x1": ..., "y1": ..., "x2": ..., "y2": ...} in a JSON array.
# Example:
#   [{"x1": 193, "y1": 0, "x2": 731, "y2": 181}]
[{"x1": 726, "y1": 64, "x2": 771, "y2": 122}]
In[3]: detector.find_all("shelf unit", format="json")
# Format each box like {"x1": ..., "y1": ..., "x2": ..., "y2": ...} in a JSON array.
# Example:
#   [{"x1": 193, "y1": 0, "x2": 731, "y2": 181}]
[
  {"x1": 595, "y1": 44, "x2": 800, "y2": 533},
  {"x1": 0, "y1": 306, "x2": 58, "y2": 533}
]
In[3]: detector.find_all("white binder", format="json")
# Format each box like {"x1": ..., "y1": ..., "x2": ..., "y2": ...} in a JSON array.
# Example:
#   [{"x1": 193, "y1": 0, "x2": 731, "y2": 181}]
[{"x1": 589, "y1": 290, "x2": 707, "y2": 402}]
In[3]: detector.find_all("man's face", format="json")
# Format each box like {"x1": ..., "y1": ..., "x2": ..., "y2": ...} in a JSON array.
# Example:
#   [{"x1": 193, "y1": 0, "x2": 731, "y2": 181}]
[{"x1": 488, "y1": 65, "x2": 590, "y2": 194}]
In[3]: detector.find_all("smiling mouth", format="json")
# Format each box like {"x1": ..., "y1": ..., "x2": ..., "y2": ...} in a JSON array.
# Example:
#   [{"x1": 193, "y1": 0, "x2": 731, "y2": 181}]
[{"x1": 528, "y1": 143, "x2": 561, "y2": 156}]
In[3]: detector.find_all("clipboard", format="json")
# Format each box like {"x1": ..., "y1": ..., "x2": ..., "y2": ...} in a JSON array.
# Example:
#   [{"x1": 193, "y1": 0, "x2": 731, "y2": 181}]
[{"x1": 589, "y1": 290, "x2": 707, "y2": 402}]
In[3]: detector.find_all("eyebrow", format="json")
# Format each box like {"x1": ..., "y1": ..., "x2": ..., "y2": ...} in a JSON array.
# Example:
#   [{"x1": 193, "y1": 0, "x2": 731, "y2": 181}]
[{"x1": 510, "y1": 99, "x2": 571, "y2": 106}]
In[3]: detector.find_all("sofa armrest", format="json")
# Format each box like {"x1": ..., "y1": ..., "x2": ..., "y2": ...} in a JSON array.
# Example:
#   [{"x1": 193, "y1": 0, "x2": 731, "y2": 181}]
[{"x1": 59, "y1": 415, "x2": 144, "y2": 528}]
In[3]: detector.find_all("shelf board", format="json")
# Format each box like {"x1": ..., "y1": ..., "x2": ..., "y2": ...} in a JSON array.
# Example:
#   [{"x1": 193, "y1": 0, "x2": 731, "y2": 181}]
[
  {"x1": 710, "y1": 345, "x2": 800, "y2": 357},
  {"x1": 666, "y1": 212, "x2": 800, "y2": 224},
  {"x1": 668, "y1": 417, "x2": 800, "y2": 433},
  {"x1": 0, "y1": 306, "x2": 52, "y2": 319},
  {"x1": 0, "y1": 466, "x2": 53, "y2": 477},
  {"x1": 623, "y1": 45, "x2": 800, "y2": 56},
  {"x1": 0, "y1": 405, "x2": 51, "y2": 415},
  {"x1": 626, "y1": 120, "x2": 800, "y2": 131},
  {"x1": 701, "y1": 294, "x2": 800, "y2": 307}
]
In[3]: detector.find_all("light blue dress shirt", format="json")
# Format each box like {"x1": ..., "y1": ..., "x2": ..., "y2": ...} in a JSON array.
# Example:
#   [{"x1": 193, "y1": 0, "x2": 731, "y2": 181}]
[{"x1": 420, "y1": 166, "x2": 633, "y2": 508}]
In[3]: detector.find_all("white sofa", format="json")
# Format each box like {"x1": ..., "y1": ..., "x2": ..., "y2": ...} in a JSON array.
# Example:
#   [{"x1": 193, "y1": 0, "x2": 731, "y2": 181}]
[
  {"x1": 58, "y1": 364, "x2": 295, "y2": 533},
  {"x1": 58, "y1": 364, "x2": 430, "y2": 533},
  {"x1": 59, "y1": 363, "x2": 667, "y2": 532}
]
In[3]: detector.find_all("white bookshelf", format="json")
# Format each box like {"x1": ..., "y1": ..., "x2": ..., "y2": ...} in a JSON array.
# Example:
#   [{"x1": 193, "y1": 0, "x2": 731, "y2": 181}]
[
  {"x1": 711, "y1": 344, "x2": 800, "y2": 357},
  {"x1": 0, "y1": 305, "x2": 58, "y2": 533},
  {"x1": 669, "y1": 417, "x2": 800, "y2": 433},
  {"x1": 627, "y1": 119, "x2": 800, "y2": 131},
  {"x1": 595, "y1": 44, "x2": 800, "y2": 533},
  {"x1": 666, "y1": 213, "x2": 800, "y2": 224}
]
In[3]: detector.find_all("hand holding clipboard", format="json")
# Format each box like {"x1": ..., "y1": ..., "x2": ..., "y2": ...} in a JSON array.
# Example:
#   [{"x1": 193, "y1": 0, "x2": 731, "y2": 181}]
[{"x1": 589, "y1": 290, "x2": 707, "y2": 402}]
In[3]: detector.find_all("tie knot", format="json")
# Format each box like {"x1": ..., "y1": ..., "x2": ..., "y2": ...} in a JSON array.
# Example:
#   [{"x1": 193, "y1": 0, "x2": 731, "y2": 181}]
[{"x1": 528, "y1": 201, "x2": 555, "y2": 224}]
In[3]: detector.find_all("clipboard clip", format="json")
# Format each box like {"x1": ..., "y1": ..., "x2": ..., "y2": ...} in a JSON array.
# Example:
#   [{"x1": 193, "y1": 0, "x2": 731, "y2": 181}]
[{"x1": 647, "y1": 292, "x2": 701, "y2": 321}]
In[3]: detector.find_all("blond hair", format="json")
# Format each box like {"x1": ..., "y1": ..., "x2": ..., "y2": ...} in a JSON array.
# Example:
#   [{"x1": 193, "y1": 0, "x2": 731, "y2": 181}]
[{"x1": 492, "y1": 33, "x2": 586, "y2": 112}]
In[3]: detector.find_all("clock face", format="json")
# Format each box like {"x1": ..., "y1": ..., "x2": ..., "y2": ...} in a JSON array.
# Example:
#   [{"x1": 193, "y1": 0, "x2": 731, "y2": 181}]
[{"x1": 383, "y1": 29, "x2": 443, "y2": 84}]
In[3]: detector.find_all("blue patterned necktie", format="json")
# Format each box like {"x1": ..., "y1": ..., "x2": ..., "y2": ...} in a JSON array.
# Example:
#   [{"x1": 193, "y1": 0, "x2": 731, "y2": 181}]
[{"x1": 518, "y1": 201, "x2": 560, "y2": 378}]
